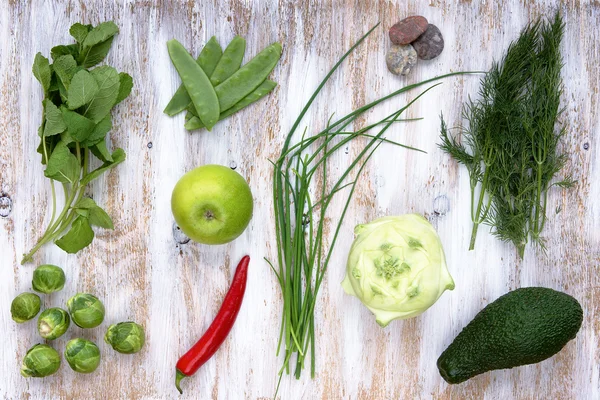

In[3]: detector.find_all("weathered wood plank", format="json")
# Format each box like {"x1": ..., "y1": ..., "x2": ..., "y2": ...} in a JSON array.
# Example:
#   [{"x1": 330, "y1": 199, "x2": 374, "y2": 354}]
[{"x1": 0, "y1": 0, "x2": 598, "y2": 399}]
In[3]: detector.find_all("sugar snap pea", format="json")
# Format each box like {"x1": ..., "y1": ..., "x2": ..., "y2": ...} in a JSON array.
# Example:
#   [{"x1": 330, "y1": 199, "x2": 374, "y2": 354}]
[
  {"x1": 167, "y1": 39, "x2": 220, "y2": 130},
  {"x1": 215, "y1": 42, "x2": 282, "y2": 112},
  {"x1": 179, "y1": 36, "x2": 247, "y2": 114},
  {"x1": 210, "y1": 36, "x2": 246, "y2": 86},
  {"x1": 164, "y1": 36, "x2": 222, "y2": 116},
  {"x1": 197, "y1": 37, "x2": 223, "y2": 77},
  {"x1": 186, "y1": 79, "x2": 277, "y2": 119},
  {"x1": 185, "y1": 80, "x2": 277, "y2": 130}
]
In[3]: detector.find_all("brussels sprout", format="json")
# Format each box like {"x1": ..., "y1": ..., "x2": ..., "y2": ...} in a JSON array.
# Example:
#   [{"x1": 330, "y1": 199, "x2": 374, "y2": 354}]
[
  {"x1": 32, "y1": 264, "x2": 66, "y2": 294},
  {"x1": 20, "y1": 344, "x2": 61, "y2": 377},
  {"x1": 341, "y1": 214, "x2": 455, "y2": 327},
  {"x1": 11, "y1": 292, "x2": 41, "y2": 323},
  {"x1": 105, "y1": 322, "x2": 145, "y2": 354},
  {"x1": 37, "y1": 307, "x2": 70, "y2": 340},
  {"x1": 64, "y1": 338, "x2": 101, "y2": 373},
  {"x1": 67, "y1": 293, "x2": 105, "y2": 328}
]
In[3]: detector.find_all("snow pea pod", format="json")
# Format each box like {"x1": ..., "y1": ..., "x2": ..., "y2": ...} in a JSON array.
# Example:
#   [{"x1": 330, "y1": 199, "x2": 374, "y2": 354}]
[
  {"x1": 164, "y1": 36, "x2": 222, "y2": 116},
  {"x1": 167, "y1": 39, "x2": 219, "y2": 130},
  {"x1": 185, "y1": 80, "x2": 277, "y2": 130},
  {"x1": 215, "y1": 42, "x2": 282, "y2": 112},
  {"x1": 210, "y1": 36, "x2": 246, "y2": 86}
]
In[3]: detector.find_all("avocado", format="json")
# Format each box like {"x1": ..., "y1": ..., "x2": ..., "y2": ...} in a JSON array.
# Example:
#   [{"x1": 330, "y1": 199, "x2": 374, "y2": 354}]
[{"x1": 437, "y1": 287, "x2": 583, "y2": 384}]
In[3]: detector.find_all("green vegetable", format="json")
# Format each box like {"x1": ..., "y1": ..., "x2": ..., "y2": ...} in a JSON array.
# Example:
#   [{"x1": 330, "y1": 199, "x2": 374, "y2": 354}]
[
  {"x1": 185, "y1": 80, "x2": 277, "y2": 130},
  {"x1": 167, "y1": 39, "x2": 220, "y2": 130},
  {"x1": 84, "y1": 66, "x2": 121, "y2": 122},
  {"x1": 43, "y1": 139, "x2": 80, "y2": 184},
  {"x1": 165, "y1": 36, "x2": 281, "y2": 131},
  {"x1": 198, "y1": 36, "x2": 225, "y2": 78},
  {"x1": 42, "y1": 99, "x2": 67, "y2": 136},
  {"x1": 209, "y1": 35, "x2": 246, "y2": 86},
  {"x1": 65, "y1": 338, "x2": 101, "y2": 373},
  {"x1": 32, "y1": 53, "x2": 52, "y2": 94},
  {"x1": 268, "y1": 23, "x2": 467, "y2": 392},
  {"x1": 437, "y1": 287, "x2": 583, "y2": 384},
  {"x1": 55, "y1": 215, "x2": 94, "y2": 253},
  {"x1": 11, "y1": 293, "x2": 41, "y2": 323},
  {"x1": 164, "y1": 36, "x2": 223, "y2": 116},
  {"x1": 38, "y1": 307, "x2": 70, "y2": 339},
  {"x1": 341, "y1": 215, "x2": 455, "y2": 327},
  {"x1": 32, "y1": 264, "x2": 66, "y2": 293},
  {"x1": 22, "y1": 21, "x2": 131, "y2": 264},
  {"x1": 104, "y1": 321, "x2": 145, "y2": 354},
  {"x1": 215, "y1": 42, "x2": 282, "y2": 112},
  {"x1": 439, "y1": 13, "x2": 573, "y2": 257},
  {"x1": 67, "y1": 293, "x2": 105, "y2": 328},
  {"x1": 73, "y1": 197, "x2": 114, "y2": 228},
  {"x1": 77, "y1": 21, "x2": 119, "y2": 68},
  {"x1": 21, "y1": 344, "x2": 61, "y2": 378},
  {"x1": 68, "y1": 69, "x2": 99, "y2": 109}
]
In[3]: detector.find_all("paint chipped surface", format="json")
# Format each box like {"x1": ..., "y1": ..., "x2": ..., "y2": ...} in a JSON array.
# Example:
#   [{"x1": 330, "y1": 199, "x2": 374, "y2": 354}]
[{"x1": 0, "y1": 0, "x2": 598, "y2": 399}]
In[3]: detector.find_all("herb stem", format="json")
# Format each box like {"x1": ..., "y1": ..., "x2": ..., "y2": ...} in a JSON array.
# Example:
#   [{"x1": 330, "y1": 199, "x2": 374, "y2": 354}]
[
  {"x1": 21, "y1": 148, "x2": 89, "y2": 264},
  {"x1": 469, "y1": 167, "x2": 490, "y2": 250},
  {"x1": 40, "y1": 106, "x2": 59, "y2": 231}
]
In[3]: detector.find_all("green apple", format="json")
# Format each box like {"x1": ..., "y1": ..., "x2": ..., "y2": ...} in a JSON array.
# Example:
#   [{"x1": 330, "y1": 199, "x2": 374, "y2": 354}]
[{"x1": 171, "y1": 164, "x2": 253, "y2": 245}]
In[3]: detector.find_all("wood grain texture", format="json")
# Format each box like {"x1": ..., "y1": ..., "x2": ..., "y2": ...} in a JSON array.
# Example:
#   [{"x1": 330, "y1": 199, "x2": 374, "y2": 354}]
[{"x1": 1, "y1": 0, "x2": 598, "y2": 399}]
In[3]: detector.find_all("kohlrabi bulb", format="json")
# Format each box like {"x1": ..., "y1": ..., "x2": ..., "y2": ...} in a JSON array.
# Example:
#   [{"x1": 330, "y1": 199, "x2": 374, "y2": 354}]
[{"x1": 342, "y1": 214, "x2": 455, "y2": 327}]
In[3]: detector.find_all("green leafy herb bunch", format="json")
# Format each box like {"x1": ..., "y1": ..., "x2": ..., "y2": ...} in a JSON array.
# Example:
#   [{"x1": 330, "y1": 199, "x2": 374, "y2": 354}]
[
  {"x1": 439, "y1": 13, "x2": 575, "y2": 257},
  {"x1": 22, "y1": 21, "x2": 133, "y2": 264}
]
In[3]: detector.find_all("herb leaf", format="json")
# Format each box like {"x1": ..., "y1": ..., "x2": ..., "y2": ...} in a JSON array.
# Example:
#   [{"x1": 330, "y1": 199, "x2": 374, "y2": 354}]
[
  {"x1": 81, "y1": 38, "x2": 115, "y2": 69},
  {"x1": 78, "y1": 22, "x2": 119, "y2": 68},
  {"x1": 89, "y1": 140, "x2": 113, "y2": 162},
  {"x1": 115, "y1": 73, "x2": 133, "y2": 105},
  {"x1": 43, "y1": 100, "x2": 67, "y2": 137},
  {"x1": 32, "y1": 53, "x2": 52, "y2": 93},
  {"x1": 74, "y1": 198, "x2": 114, "y2": 229},
  {"x1": 61, "y1": 107, "x2": 95, "y2": 142},
  {"x1": 68, "y1": 69, "x2": 99, "y2": 109},
  {"x1": 52, "y1": 55, "x2": 78, "y2": 89},
  {"x1": 69, "y1": 23, "x2": 92, "y2": 44},
  {"x1": 81, "y1": 148, "x2": 126, "y2": 185},
  {"x1": 84, "y1": 66, "x2": 120, "y2": 123},
  {"x1": 81, "y1": 114, "x2": 112, "y2": 147},
  {"x1": 55, "y1": 216, "x2": 94, "y2": 253},
  {"x1": 51, "y1": 44, "x2": 79, "y2": 61},
  {"x1": 44, "y1": 141, "x2": 80, "y2": 184},
  {"x1": 81, "y1": 21, "x2": 119, "y2": 48}
]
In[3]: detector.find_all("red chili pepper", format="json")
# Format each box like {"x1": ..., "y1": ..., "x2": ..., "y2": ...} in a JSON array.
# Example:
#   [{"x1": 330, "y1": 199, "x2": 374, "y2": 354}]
[{"x1": 175, "y1": 255, "x2": 250, "y2": 394}]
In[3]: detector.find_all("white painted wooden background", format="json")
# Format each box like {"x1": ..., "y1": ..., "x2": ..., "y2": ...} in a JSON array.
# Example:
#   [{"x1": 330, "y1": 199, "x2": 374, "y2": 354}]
[{"x1": 1, "y1": 0, "x2": 598, "y2": 399}]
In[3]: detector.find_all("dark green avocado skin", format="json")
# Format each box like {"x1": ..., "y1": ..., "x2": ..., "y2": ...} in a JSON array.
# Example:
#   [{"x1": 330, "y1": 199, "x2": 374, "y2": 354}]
[{"x1": 437, "y1": 287, "x2": 583, "y2": 384}]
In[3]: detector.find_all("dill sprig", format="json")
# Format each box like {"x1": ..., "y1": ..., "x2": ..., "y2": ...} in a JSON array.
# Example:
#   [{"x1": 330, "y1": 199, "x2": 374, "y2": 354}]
[{"x1": 439, "y1": 12, "x2": 574, "y2": 257}]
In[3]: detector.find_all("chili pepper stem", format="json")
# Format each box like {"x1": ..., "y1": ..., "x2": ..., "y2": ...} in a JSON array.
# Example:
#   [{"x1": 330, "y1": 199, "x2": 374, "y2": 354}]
[{"x1": 175, "y1": 369, "x2": 186, "y2": 394}]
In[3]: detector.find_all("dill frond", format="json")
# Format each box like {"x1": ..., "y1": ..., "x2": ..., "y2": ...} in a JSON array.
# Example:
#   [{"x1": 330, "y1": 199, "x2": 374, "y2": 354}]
[{"x1": 439, "y1": 12, "x2": 574, "y2": 257}]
